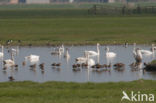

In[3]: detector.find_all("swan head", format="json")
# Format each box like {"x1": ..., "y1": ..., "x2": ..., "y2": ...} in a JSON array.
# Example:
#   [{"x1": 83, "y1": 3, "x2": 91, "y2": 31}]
[
  {"x1": 84, "y1": 51, "x2": 87, "y2": 57},
  {"x1": 86, "y1": 53, "x2": 90, "y2": 59},
  {"x1": 105, "y1": 46, "x2": 109, "y2": 52},
  {"x1": 97, "y1": 43, "x2": 100, "y2": 46},
  {"x1": 151, "y1": 46, "x2": 155, "y2": 52},
  {"x1": 61, "y1": 44, "x2": 64, "y2": 48},
  {"x1": 135, "y1": 48, "x2": 140, "y2": 51}
]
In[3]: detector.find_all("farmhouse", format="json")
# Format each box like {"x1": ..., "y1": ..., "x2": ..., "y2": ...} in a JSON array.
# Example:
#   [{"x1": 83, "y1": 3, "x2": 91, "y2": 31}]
[
  {"x1": 26, "y1": 0, "x2": 50, "y2": 4},
  {"x1": 10, "y1": 0, "x2": 18, "y2": 4}
]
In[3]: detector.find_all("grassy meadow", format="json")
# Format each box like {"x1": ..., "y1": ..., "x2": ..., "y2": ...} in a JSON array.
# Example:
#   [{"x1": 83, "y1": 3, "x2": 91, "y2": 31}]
[
  {"x1": 0, "y1": 3, "x2": 156, "y2": 45},
  {"x1": 0, "y1": 80, "x2": 155, "y2": 103}
]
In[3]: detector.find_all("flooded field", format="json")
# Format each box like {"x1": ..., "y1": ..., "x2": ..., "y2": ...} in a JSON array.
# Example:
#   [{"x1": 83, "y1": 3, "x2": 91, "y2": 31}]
[{"x1": 0, "y1": 45, "x2": 155, "y2": 83}]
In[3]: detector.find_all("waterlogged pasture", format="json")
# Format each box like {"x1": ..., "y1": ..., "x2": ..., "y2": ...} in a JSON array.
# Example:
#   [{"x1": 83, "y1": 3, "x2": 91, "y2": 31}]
[{"x1": 0, "y1": 45, "x2": 155, "y2": 82}]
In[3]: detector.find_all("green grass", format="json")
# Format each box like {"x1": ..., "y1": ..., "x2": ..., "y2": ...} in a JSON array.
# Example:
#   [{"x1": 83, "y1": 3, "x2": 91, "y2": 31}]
[
  {"x1": 0, "y1": 4, "x2": 156, "y2": 45},
  {"x1": 0, "y1": 16, "x2": 156, "y2": 45},
  {"x1": 0, "y1": 80, "x2": 155, "y2": 103},
  {"x1": 0, "y1": 3, "x2": 124, "y2": 10},
  {"x1": 150, "y1": 60, "x2": 156, "y2": 64}
]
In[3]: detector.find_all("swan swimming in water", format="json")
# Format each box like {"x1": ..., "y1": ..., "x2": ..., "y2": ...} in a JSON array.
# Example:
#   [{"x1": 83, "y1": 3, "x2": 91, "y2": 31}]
[
  {"x1": 11, "y1": 46, "x2": 19, "y2": 55},
  {"x1": 140, "y1": 49, "x2": 153, "y2": 55},
  {"x1": 76, "y1": 52, "x2": 87, "y2": 63},
  {"x1": 64, "y1": 48, "x2": 70, "y2": 59},
  {"x1": 134, "y1": 43, "x2": 155, "y2": 55},
  {"x1": 86, "y1": 54, "x2": 95, "y2": 67},
  {"x1": 54, "y1": 45, "x2": 64, "y2": 54},
  {"x1": 133, "y1": 48, "x2": 142, "y2": 63},
  {"x1": 25, "y1": 54, "x2": 39, "y2": 62},
  {"x1": 59, "y1": 44, "x2": 64, "y2": 53},
  {"x1": 85, "y1": 43, "x2": 100, "y2": 57},
  {"x1": 152, "y1": 44, "x2": 156, "y2": 50},
  {"x1": 3, "y1": 51, "x2": 15, "y2": 66},
  {"x1": 105, "y1": 46, "x2": 116, "y2": 58},
  {"x1": 51, "y1": 48, "x2": 61, "y2": 55}
]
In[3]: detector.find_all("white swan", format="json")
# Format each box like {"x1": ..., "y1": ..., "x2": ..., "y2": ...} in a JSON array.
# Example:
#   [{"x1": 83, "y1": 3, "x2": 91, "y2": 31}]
[
  {"x1": 3, "y1": 52, "x2": 15, "y2": 66},
  {"x1": 133, "y1": 43, "x2": 142, "y2": 62},
  {"x1": 140, "y1": 44, "x2": 156, "y2": 55},
  {"x1": 4, "y1": 59, "x2": 15, "y2": 65},
  {"x1": 86, "y1": 54, "x2": 95, "y2": 66},
  {"x1": 133, "y1": 43, "x2": 153, "y2": 55},
  {"x1": 105, "y1": 46, "x2": 116, "y2": 58},
  {"x1": 151, "y1": 44, "x2": 156, "y2": 51},
  {"x1": 0, "y1": 45, "x2": 4, "y2": 58},
  {"x1": 87, "y1": 59, "x2": 95, "y2": 67},
  {"x1": 64, "y1": 48, "x2": 70, "y2": 59},
  {"x1": 140, "y1": 50, "x2": 153, "y2": 55},
  {"x1": 59, "y1": 44, "x2": 64, "y2": 53},
  {"x1": 11, "y1": 46, "x2": 19, "y2": 54},
  {"x1": 51, "y1": 48, "x2": 61, "y2": 55},
  {"x1": 76, "y1": 52, "x2": 87, "y2": 63},
  {"x1": 133, "y1": 48, "x2": 142, "y2": 63},
  {"x1": 55, "y1": 45, "x2": 64, "y2": 54},
  {"x1": 85, "y1": 43, "x2": 100, "y2": 56},
  {"x1": 140, "y1": 44, "x2": 155, "y2": 55},
  {"x1": 25, "y1": 54, "x2": 39, "y2": 62}
]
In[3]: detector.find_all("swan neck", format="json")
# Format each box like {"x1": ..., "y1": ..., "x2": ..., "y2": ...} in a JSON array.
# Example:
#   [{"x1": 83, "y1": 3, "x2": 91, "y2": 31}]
[
  {"x1": 137, "y1": 50, "x2": 142, "y2": 59},
  {"x1": 86, "y1": 54, "x2": 89, "y2": 60},
  {"x1": 2, "y1": 46, "x2": 3, "y2": 53},
  {"x1": 106, "y1": 47, "x2": 109, "y2": 53},
  {"x1": 66, "y1": 50, "x2": 69, "y2": 56},
  {"x1": 152, "y1": 46, "x2": 154, "y2": 52},
  {"x1": 97, "y1": 44, "x2": 100, "y2": 55},
  {"x1": 11, "y1": 52, "x2": 14, "y2": 62},
  {"x1": 84, "y1": 51, "x2": 87, "y2": 58}
]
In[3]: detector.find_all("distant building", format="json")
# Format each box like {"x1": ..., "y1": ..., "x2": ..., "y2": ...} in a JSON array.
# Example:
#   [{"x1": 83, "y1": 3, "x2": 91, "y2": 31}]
[
  {"x1": 69, "y1": 0, "x2": 74, "y2": 3},
  {"x1": 108, "y1": 0, "x2": 115, "y2": 3},
  {"x1": 10, "y1": 0, "x2": 18, "y2": 4},
  {"x1": 0, "y1": 0, "x2": 9, "y2": 4},
  {"x1": 19, "y1": 0, "x2": 26, "y2": 3},
  {"x1": 49, "y1": 0, "x2": 70, "y2": 3},
  {"x1": 26, "y1": 0, "x2": 50, "y2": 4}
]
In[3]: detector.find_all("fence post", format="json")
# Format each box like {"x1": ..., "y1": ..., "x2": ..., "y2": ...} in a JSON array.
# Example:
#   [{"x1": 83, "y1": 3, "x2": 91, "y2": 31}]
[
  {"x1": 94, "y1": 5, "x2": 97, "y2": 15},
  {"x1": 137, "y1": 5, "x2": 141, "y2": 14},
  {"x1": 122, "y1": 6, "x2": 126, "y2": 15}
]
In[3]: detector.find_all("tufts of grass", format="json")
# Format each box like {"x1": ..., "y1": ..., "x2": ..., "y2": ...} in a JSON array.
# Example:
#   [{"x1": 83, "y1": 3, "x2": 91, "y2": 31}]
[
  {"x1": 0, "y1": 80, "x2": 156, "y2": 103},
  {"x1": 150, "y1": 60, "x2": 156, "y2": 64},
  {"x1": 0, "y1": 17, "x2": 156, "y2": 45}
]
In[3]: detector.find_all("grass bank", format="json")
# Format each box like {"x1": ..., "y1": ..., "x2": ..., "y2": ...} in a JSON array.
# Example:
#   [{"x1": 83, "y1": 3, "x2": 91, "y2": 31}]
[
  {"x1": 0, "y1": 17, "x2": 156, "y2": 45},
  {"x1": 0, "y1": 80, "x2": 155, "y2": 103}
]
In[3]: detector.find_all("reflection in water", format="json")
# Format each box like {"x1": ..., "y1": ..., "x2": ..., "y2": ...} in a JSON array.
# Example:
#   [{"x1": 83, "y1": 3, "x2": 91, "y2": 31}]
[
  {"x1": 106, "y1": 57, "x2": 115, "y2": 65},
  {"x1": 97, "y1": 55, "x2": 100, "y2": 64},
  {"x1": 0, "y1": 45, "x2": 155, "y2": 82},
  {"x1": 129, "y1": 62, "x2": 143, "y2": 80}
]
